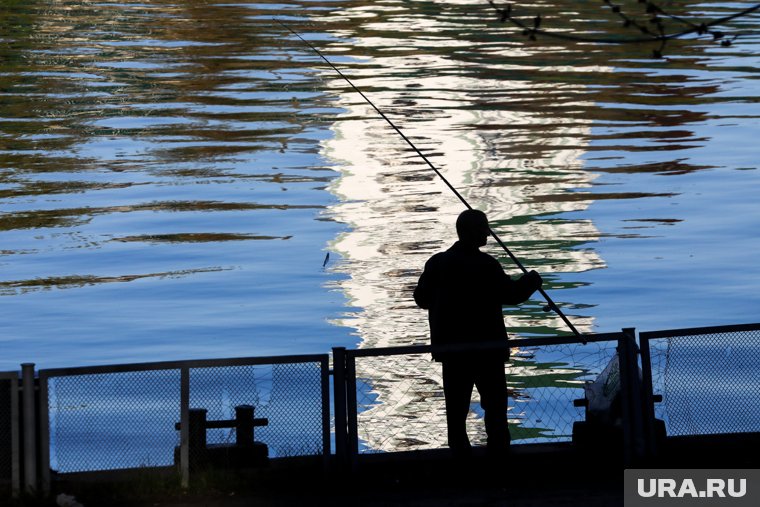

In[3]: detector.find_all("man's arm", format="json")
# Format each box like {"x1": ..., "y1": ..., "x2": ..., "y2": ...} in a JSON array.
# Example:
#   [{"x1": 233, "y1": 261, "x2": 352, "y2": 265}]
[{"x1": 501, "y1": 269, "x2": 542, "y2": 305}]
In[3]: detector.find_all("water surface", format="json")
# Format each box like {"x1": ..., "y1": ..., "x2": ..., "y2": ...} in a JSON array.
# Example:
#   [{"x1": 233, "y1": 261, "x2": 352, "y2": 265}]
[{"x1": 1, "y1": 0, "x2": 760, "y2": 449}]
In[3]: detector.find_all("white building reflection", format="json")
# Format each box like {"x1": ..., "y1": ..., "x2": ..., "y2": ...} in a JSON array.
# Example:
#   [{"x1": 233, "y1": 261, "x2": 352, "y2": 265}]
[{"x1": 319, "y1": 7, "x2": 606, "y2": 452}]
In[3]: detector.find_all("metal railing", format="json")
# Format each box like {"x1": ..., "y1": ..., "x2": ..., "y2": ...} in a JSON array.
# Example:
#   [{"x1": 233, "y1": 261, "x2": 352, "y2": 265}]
[
  {"x1": 333, "y1": 331, "x2": 640, "y2": 466},
  {"x1": 0, "y1": 370, "x2": 20, "y2": 497},
  {"x1": 36, "y1": 354, "x2": 330, "y2": 491},
  {"x1": 640, "y1": 323, "x2": 760, "y2": 441},
  {"x1": 3, "y1": 321, "x2": 760, "y2": 498}
]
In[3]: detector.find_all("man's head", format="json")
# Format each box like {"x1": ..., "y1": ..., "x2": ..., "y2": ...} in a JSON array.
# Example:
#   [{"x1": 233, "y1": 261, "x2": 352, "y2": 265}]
[{"x1": 456, "y1": 209, "x2": 490, "y2": 247}]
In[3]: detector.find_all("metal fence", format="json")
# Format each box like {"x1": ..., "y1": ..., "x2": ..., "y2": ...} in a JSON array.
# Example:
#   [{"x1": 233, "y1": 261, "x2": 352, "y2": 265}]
[
  {"x1": 641, "y1": 323, "x2": 760, "y2": 438},
  {"x1": 336, "y1": 332, "x2": 625, "y2": 461},
  {"x1": 0, "y1": 371, "x2": 20, "y2": 497},
  {"x1": 4, "y1": 321, "x2": 760, "y2": 498},
  {"x1": 37, "y1": 354, "x2": 330, "y2": 490}
]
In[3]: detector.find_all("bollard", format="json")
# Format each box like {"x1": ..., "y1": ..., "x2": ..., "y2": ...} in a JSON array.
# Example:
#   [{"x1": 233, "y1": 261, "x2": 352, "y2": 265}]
[
  {"x1": 188, "y1": 408, "x2": 208, "y2": 452},
  {"x1": 235, "y1": 405, "x2": 254, "y2": 447}
]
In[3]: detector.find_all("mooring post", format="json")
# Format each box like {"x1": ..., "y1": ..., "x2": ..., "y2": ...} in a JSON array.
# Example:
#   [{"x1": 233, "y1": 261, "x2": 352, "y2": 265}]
[
  {"x1": 21, "y1": 363, "x2": 36, "y2": 495},
  {"x1": 332, "y1": 347, "x2": 348, "y2": 466},
  {"x1": 188, "y1": 408, "x2": 208, "y2": 453},
  {"x1": 235, "y1": 405, "x2": 254, "y2": 447}
]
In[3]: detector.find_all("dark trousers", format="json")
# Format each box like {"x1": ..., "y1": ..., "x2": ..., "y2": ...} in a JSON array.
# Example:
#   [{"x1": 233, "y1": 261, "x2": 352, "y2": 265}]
[{"x1": 441, "y1": 356, "x2": 510, "y2": 455}]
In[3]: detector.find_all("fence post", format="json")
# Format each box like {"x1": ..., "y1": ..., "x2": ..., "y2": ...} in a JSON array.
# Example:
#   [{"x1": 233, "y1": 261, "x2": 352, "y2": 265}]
[
  {"x1": 345, "y1": 352, "x2": 359, "y2": 471},
  {"x1": 320, "y1": 355, "x2": 331, "y2": 466},
  {"x1": 638, "y1": 332, "x2": 658, "y2": 459},
  {"x1": 332, "y1": 347, "x2": 348, "y2": 466},
  {"x1": 180, "y1": 366, "x2": 190, "y2": 488},
  {"x1": 8, "y1": 372, "x2": 20, "y2": 498},
  {"x1": 21, "y1": 363, "x2": 36, "y2": 495},
  {"x1": 618, "y1": 328, "x2": 645, "y2": 465},
  {"x1": 37, "y1": 371, "x2": 51, "y2": 496}
]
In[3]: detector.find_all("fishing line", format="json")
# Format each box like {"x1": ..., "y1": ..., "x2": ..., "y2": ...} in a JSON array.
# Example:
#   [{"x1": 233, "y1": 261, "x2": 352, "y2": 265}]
[{"x1": 277, "y1": 20, "x2": 583, "y2": 342}]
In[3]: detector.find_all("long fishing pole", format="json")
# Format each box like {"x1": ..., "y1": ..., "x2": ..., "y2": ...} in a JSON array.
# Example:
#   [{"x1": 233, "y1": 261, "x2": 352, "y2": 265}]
[{"x1": 278, "y1": 20, "x2": 583, "y2": 341}]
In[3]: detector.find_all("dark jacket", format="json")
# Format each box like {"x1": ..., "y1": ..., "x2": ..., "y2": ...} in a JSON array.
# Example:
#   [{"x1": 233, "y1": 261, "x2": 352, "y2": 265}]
[{"x1": 413, "y1": 241, "x2": 541, "y2": 361}]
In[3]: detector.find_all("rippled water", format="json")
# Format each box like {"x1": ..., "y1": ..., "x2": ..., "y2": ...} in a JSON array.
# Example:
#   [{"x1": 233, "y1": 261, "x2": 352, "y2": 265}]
[
  {"x1": 310, "y1": 0, "x2": 760, "y2": 447},
  {"x1": 1, "y1": 0, "x2": 759, "y2": 380},
  {"x1": 319, "y1": 0, "x2": 760, "y2": 350},
  {"x1": 0, "y1": 0, "x2": 355, "y2": 367},
  {"x1": 2, "y1": 0, "x2": 759, "y2": 456}
]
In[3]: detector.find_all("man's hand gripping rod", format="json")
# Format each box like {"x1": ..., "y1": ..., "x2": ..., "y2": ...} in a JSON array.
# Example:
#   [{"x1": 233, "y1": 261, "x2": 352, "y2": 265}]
[{"x1": 278, "y1": 20, "x2": 584, "y2": 342}]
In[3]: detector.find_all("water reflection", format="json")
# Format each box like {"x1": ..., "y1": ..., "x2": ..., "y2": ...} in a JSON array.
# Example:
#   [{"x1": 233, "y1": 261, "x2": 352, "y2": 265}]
[
  {"x1": 318, "y1": 1, "x2": 605, "y2": 448},
  {"x1": 0, "y1": 0, "x2": 353, "y2": 367},
  {"x1": 0, "y1": 0, "x2": 758, "y2": 450},
  {"x1": 310, "y1": 0, "x2": 760, "y2": 448}
]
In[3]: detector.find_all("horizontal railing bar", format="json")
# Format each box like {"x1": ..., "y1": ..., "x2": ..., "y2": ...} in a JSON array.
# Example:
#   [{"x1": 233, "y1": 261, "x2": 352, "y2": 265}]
[
  {"x1": 512, "y1": 332, "x2": 622, "y2": 347},
  {"x1": 350, "y1": 344, "x2": 430, "y2": 358},
  {"x1": 38, "y1": 353, "x2": 330, "y2": 378},
  {"x1": 174, "y1": 419, "x2": 268, "y2": 430},
  {"x1": 0, "y1": 371, "x2": 18, "y2": 379},
  {"x1": 640, "y1": 322, "x2": 760, "y2": 340},
  {"x1": 347, "y1": 332, "x2": 622, "y2": 359}
]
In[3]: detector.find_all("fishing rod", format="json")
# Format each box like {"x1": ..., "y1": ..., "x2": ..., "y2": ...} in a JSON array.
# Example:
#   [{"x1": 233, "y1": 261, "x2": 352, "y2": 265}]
[{"x1": 278, "y1": 20, "x2": 584, "y2": 342}]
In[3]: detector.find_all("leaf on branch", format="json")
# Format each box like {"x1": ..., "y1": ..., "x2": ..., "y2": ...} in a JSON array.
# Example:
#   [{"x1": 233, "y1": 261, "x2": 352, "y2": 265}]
[
  {"x1": 652, "y1": 49, "x2": 662, "y2": 59},
  {"x1": 721, "y1": 39, "x2": 732, "y2": 47},
  {"x1": 534, "y1": 15, "x2": 542, "y2": 29},
  {"x1": 612, "y1": 5, "x2": 621, "y2": 13},
  {"x1": 697, "y1": 23, "x2": 707, "y2": 35},
  {"x1": 713, "y1": 31, "x2": 724, "y2": 40}
]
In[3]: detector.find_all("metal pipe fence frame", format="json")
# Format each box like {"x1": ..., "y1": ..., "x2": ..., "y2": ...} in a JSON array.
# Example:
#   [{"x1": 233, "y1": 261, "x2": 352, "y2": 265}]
[
  {"x1": 0, "y1": 370, "x2": 20, "y2": 497},
  {"x1": 37, "y1": 354, "x2": 331, "y2": 492},
  {"x1": 639, "y1": 322, "x2": 760, "y2": 449},
  {"x1": 6, "y1": 321, "x2": 759, "y2": 498},
  {"x1": 339, "y1": 331, "x2": 635, "y2": 467}
]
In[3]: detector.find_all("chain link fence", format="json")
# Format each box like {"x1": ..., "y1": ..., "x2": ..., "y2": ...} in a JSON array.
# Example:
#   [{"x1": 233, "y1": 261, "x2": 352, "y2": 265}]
[
  {"x1": 642, "y1": 324, "x2": 760, "y2": 437},
  {"x1": 38, "y1": 355, "x2": 329, "y2": 481},
  {"x1": 346, "y1": 334, "x2": 621, "y2": 454},
  {"x1": 46, "y1": 368, "x2": 181, "y2": 473},
  {"x1": 509, "y1": 340, "x2": 618, "y2": 443},
  {"x1": 189, "y1": 361, "x2": 327, "y2": 458},
  {"x1": 4, "y1": 323, "x2": 759, "y2": 498}
]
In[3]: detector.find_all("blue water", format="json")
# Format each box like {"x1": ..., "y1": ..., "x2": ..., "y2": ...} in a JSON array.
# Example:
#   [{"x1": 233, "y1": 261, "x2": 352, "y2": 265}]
[{"x1": 1, "y1": 0, "x2": 760, "y2": 459}]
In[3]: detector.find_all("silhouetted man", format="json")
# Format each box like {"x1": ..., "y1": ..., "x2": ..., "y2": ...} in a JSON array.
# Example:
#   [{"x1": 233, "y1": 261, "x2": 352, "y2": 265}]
[{"x1": 413, "y1": 209, "x2": 542, "y2": 458}]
